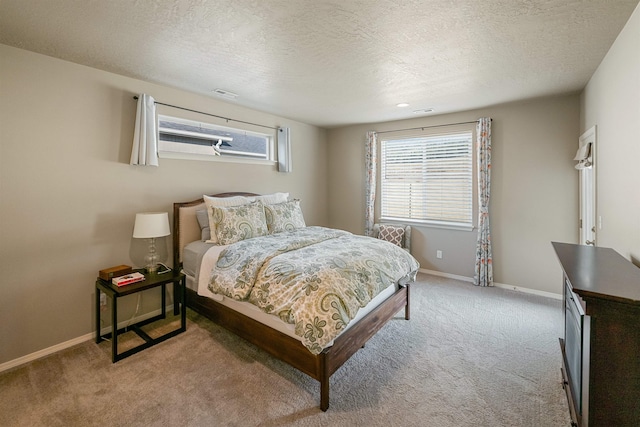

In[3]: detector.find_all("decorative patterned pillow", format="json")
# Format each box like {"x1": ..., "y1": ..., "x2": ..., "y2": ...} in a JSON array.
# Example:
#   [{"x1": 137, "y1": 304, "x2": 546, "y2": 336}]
[
  {"x1": 212, "y1": 202, "x2": 268, "y2": 245},
  {"x1": 377, "y1": 224, "x2": 405, "y2": 247},
  {"x1": 264, "y1": 199, "x2": 306, "y2": 233},
  {"x1": 203, "y1": 195, "x2": 252, "y2": 244}
]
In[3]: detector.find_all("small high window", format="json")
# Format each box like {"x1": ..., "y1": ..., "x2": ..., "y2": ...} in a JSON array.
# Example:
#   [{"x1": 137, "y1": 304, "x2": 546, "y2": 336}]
[{"x1": 158, "y1": 115, "x2": 274, "y2": 162}]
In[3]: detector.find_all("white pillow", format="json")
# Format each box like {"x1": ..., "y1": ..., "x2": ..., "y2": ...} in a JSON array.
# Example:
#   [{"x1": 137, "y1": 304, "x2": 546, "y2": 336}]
[
  {"x1": 203, "y1": 195, "x2": 252, "y2": 244},
  {"x1": 251, "y1": 192, "x2": 289, "y2": 205}
]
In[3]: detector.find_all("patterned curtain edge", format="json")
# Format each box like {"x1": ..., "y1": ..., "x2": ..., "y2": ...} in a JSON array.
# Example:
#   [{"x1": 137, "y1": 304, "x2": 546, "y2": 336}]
[
  {"x1": 365, "y1": 131, "x2": 377, "y2": 237},
  {"x1": 474, "y1": 117, "x2": 493, "y2": 286}
]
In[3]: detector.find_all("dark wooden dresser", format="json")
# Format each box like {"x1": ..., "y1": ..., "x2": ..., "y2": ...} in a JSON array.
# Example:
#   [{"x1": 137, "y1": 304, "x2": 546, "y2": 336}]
[{"x1": 552, "y1": 242, "x2": 640, "y2": 427}]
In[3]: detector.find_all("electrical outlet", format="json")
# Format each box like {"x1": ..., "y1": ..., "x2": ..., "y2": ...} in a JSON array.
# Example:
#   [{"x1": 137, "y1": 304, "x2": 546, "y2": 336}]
[
  {"x1": 436, "y1": 250, "x2": 443, "y2": 259},
  {"x1": 100, "y1": 292, "x2": 107, "y2": 308}
]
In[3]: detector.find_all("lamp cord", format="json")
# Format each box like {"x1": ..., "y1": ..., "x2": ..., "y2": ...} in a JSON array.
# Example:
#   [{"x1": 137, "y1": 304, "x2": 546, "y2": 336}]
[{"x1": 157, "y1": 262, "x2": 171, "y2": 274}]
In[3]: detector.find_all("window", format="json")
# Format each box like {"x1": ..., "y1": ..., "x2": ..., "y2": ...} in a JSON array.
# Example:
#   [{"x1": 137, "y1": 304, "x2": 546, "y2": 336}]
[
  {"x1": 380, "y1": 132, "x2": 473, "y2": 229},
  {"x1": 158, "y1": 115, "x2": 274, "y2": 163}
]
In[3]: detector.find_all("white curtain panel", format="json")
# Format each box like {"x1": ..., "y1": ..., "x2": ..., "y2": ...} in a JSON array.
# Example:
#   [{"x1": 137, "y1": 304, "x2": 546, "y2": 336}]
[
  {"x1": 277, "y1": 127, "x2": 292, "y2": 173},
  {"x1": 130, "y1": 94, "x2": 159, "y2": 166}
]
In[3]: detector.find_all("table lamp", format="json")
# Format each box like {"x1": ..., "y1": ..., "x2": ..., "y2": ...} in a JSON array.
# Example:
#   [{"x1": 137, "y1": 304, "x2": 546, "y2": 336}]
[{"x1": 133, "y1": 212, "x2": 170, "y2": 273}]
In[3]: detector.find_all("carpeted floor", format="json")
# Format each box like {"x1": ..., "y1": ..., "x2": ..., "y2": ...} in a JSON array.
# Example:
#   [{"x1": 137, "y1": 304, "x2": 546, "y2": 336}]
[{"x1": 0, "y1": 273, "x2": 571, "y2": 426}]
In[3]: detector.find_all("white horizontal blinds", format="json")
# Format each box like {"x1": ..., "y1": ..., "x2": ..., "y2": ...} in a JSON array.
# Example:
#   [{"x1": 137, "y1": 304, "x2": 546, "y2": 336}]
[{"x1": 381, "y1": 132, "x2": 473, "y2": 226}]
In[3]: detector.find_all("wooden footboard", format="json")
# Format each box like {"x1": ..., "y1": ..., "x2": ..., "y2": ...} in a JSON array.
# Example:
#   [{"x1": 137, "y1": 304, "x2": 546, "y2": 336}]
[{"x1": 185, "y1": 284, "x2": 410, "y2": 411}]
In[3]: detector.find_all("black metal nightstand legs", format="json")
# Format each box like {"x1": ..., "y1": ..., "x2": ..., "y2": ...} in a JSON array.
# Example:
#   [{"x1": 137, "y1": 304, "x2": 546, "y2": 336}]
[
  {"x1": 95, "y1": 289, "x2": 101, "y2": 344},
  {"x1": 95, "y1": 270, "x2": 186, "y2": 363},
  {"x1": 111, "y1": 294, "x2": 118, "y2": 362}
]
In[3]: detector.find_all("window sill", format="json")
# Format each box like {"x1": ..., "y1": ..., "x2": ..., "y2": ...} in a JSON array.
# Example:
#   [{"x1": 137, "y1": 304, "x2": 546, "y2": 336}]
[
  {"x1": 379, "y1": 217, "x2": 474, "y2": 232},
  {"x1": 159, "y1": 151, "x2": 277, "y2": 166}
]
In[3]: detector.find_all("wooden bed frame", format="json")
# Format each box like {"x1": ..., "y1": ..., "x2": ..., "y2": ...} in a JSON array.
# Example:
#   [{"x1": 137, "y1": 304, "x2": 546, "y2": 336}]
[{"x1": 173, "y1": 193, "x2": 411, "y2": 411}]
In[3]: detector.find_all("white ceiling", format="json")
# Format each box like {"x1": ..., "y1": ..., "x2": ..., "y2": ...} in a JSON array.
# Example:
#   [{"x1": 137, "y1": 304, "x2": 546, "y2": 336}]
[{"x1": 1, "y1": 0, "x2": 638, "y2": 128}]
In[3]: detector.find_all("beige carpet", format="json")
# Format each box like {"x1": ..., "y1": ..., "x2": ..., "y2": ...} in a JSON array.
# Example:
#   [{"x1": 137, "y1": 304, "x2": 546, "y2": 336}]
[{"x1": 0, "y1": 273, "x2": 571, "y2": 426}]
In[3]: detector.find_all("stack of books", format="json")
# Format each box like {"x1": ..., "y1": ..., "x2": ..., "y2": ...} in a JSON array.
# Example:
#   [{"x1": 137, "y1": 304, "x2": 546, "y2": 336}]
[{"x1": 112, "y1": 272, "x2": 145, "y2": 287}]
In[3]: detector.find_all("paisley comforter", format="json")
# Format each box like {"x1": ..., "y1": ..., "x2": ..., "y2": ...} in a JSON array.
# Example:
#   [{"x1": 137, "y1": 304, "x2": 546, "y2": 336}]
[{"x1": 209, "y1": 226, "x2": 419, "y2": 354}]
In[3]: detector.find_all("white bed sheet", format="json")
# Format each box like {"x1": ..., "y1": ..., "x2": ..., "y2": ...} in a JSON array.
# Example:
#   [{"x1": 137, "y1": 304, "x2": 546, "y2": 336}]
[{"x1": 192, "y1": 242, "x2": 399, "y2": 345}]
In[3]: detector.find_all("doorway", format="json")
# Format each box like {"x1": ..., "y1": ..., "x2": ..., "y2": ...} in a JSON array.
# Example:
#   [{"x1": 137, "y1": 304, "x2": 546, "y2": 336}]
[{"x1": 578, "y1": 126, "x2": 596, "y2": 246}]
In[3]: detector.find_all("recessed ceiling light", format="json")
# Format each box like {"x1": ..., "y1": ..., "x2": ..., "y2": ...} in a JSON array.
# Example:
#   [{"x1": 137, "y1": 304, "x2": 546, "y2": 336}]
[
  {"x1": 212, "y1": 88, "x2": 238, "y2": 99},
  {"x1": 413, "y1": 108, "x2": 435, "y2": 114},
  {"x1": 396, "y1": 103, "x2": 410, "y2": 108}
]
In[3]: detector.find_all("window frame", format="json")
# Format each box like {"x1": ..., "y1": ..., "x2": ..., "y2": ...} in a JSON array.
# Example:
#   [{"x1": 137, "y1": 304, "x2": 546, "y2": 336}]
[
  {"x1": 379, "y1": 129, "x2": 475, "y2": 231},
  {"x1": 157, "y1": 114, "x2": 276, "y2": 166}
]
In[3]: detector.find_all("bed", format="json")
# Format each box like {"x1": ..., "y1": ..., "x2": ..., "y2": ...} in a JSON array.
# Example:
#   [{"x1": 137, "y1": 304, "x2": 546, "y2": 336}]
[{"x1": 173, "y1": 192, "x2": 418, "y2": 410}]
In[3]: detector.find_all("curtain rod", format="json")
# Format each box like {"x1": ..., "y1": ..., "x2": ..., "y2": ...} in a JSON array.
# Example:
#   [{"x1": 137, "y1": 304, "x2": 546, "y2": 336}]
[
  {"x1": 133, "y1": 96, "x2": 277, "y2": 130},
  {"x1": 376, "y1": 119, "x2": 490, "y2": 135}
]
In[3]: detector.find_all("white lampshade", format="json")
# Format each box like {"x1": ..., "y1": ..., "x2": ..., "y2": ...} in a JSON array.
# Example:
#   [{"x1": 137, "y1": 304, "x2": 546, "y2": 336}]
[{"x1": 133, "y1": 212, "x2": 170, "y2": 239}]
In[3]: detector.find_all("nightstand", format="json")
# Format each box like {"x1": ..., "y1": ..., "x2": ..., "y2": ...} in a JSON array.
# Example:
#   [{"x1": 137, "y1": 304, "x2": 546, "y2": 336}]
[{"x1": 95, "y1": 269, "x2": 186, "y2": 362}]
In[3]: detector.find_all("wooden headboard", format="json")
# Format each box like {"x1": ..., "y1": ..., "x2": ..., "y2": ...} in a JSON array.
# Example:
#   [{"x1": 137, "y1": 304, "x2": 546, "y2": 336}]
[{"x1": 172, "y1": 192, "x2": 259, "y2": 269}]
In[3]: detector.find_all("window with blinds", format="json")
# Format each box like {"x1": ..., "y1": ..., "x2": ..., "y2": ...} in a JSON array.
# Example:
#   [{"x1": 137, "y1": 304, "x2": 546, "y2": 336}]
[{"x1": 380, "y1": 132, "x2": 473, "y2": 228}]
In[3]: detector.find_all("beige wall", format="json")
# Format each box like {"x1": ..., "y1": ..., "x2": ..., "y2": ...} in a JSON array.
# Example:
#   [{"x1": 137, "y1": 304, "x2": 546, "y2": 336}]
[
  {"x1": 581, "y1": 4, "x2": 640, "y2": 264},
  {"x1": 327, "y1": 94, "x2": 580, "y2": 294},
  {"x1": 0, "y1": 45, "x2": 329, "y2": 364}
]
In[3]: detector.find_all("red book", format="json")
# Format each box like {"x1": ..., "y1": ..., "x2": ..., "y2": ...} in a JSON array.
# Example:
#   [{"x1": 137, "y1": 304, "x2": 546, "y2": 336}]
[{"x1": 112, "y1": 272, "x2": 145, "y2": 287}]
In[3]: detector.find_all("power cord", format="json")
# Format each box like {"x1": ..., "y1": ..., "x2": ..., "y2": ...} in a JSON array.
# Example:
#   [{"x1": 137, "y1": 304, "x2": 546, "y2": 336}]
[
  {"x1": 124, "y1": 293, "x2": 142, "y2": 330},
  {"x1": 157, "y1": 262, "x2": 172, "y2": 274}
]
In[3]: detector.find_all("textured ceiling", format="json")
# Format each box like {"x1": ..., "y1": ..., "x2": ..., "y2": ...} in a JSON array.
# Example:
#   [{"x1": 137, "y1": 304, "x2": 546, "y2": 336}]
[{"x1": 0, "y1": 0, "x2": 638, "y2": 127}]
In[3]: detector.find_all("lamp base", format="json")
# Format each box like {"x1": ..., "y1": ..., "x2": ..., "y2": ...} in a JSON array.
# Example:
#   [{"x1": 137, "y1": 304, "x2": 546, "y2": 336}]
[{"x1": 144, "y1": 237, "x2": 160, "y2": 274}]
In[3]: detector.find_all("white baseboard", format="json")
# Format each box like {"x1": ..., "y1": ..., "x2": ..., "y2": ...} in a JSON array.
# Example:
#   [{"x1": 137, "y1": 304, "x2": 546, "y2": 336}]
[
  {"x1": 0, "y1": 333, "x2": 95, "y2": 374},
  {"x1": 493, "y1": 282, "x2": 562, "y2": 300},
  {"x1": 418, "y1": 268, "x2": 562, "y2": 300},
  {"x1": 0, "y1": 306, "x2": 174, "y2": 374},
  {"x1": 418, "y1": 268, "x2": 474, "y2": 283}
]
